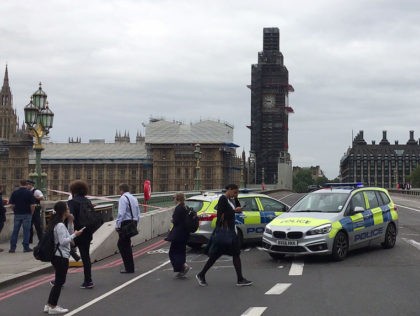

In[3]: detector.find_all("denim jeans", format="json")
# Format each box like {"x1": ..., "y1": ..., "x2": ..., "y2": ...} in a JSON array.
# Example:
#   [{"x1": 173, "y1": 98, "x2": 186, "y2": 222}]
[{"x1": 10, "y1": 213, "x2": 32, "y2": 250}]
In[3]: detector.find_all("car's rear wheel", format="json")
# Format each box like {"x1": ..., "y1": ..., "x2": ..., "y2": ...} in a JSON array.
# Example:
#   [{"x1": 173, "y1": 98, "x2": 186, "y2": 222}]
[
  {"x1": 382, "y1": 223, "x2": 397, "y2": 249},
  {"x1": 187, "y1": 242, "x2": 202, "y2": 250},
  {"x1": 269, "y1": 252, "x2": 285, "y2": 260},
  {"x1": 332, "y1": 231, "x2": 348, "y2": 261}
]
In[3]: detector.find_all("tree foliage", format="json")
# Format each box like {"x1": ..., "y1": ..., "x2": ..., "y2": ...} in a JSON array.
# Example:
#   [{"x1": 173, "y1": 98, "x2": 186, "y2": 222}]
[{"x1": 409, "y1": 166, "x2": 420, "y2": 188}]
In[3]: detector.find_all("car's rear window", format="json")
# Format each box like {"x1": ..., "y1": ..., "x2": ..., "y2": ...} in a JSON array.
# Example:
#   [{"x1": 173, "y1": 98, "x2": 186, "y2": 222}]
[{"x1": 185, "y1": 200, "x2": 204, "y2": 212}]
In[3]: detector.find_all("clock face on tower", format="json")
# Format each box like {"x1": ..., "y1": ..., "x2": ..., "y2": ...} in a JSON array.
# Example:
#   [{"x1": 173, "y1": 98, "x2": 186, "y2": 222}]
[{"x1": 263, "y1": 94, "x2": 275, "y2": 110}]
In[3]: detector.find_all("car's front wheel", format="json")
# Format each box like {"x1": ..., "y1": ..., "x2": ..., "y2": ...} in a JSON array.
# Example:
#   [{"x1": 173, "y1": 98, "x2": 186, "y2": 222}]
[
  {"x1": 331, "y1": 231, "x2": 348, "y2": 261},
  {"x1": 382, "y1": 223, "x2": 397, "y2": 249}
]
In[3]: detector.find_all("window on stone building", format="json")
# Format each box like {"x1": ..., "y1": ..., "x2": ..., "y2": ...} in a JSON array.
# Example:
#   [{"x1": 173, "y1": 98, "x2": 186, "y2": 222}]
[
  {"x1": 97, "y1": 185, "x2": 103, "y2": 195},
  {"x1": 108, "y1": 184, "x2": 114, "y2": 195},
  {"x1": 87, "y1": 168, "x2": 92, "y2": 180},
  {"x1": 97, "y1": 168, "x2": 104, "y2": 180}
]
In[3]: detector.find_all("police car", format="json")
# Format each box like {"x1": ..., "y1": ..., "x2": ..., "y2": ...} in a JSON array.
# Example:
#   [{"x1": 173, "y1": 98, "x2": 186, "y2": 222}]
[
  {"x1": 186, "y1": 190, "x2": 289, "y2": 249},
  {"x1": 262, "y1": 183, "x2": 398, "y2": 261}
]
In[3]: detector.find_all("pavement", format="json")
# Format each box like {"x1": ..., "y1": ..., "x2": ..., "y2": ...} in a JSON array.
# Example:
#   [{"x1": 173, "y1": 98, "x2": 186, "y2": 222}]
[{"x1": 0, "y1": 237, "x2": 53, "y2": 288}]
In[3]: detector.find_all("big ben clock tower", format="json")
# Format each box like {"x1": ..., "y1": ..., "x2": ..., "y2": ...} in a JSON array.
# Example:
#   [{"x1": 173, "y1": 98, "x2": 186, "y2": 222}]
[{"x1": 248, "y1": 28, "x2": 294, "y2": 185}]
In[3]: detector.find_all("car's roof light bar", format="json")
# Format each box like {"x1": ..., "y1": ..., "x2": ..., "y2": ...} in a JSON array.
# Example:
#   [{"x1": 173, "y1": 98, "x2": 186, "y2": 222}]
[{"x1": 322, "y1": 182, "x2": 364, "y2": 189}]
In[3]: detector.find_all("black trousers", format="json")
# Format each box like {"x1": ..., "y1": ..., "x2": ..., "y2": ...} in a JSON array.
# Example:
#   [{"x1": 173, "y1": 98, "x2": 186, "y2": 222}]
[
  {"x1": 78, "y1": 241, "x2": 92, "y2": 283},
  {"x1": 48, "y1": 256, "x2": 69, "y2": 306},
  {"x1": 29, "y1": 207, "x2": 43, "y2": 244},
  {"x1": 117, "y1": 220, "x2": 136, "y2": 272},
  {"x1": 169, "y1": 241, "x2": 187, "y2": 272}
]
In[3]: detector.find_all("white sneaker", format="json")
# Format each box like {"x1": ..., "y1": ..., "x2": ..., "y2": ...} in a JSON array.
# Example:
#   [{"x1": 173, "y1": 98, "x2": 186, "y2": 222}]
[
  {"x1": 48, "y1": 306, "x2": 69, "y2": 314},
  {"x1": 43, "y1": 305, "x2": 50, "y2": 313}
]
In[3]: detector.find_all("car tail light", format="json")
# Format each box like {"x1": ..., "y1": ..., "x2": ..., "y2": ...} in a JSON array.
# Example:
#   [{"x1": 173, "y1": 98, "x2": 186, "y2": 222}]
[{"x1": 199, "y1": 213, "x2": 217, "y2": 221}]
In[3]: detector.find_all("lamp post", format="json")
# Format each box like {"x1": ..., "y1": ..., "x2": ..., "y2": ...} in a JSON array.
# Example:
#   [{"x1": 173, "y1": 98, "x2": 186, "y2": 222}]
[
  {"x1": 24, "y1": 83, "x2": 54, "y2": 194},
  {"x1": 194, "y1": 143, "x2": 202, "y2": 191}
]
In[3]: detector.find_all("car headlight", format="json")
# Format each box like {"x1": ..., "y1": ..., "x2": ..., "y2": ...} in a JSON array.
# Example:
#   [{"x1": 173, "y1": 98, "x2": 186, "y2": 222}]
[
  {"x1": 265, "y1": 226, "x2": 272, "y2": 235},
  {"x1": 306, "y1": 223, "x2": 332, "y2": 236}
]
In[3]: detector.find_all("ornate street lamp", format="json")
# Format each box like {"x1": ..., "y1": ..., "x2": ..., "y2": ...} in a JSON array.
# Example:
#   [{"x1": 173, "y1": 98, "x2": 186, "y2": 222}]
[
  {"x1": 24, "y1": 83, "x2": 54, "y2": 193},
  {"x1": 194, "y1": 143, "x2": 202, "y2": 191}
]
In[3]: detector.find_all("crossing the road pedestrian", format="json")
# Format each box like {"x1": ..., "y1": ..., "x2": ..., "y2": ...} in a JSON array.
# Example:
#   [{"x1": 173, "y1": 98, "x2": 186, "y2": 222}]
[{"x1": 196, "y1": 183, "x2": 252, "y2": 287}]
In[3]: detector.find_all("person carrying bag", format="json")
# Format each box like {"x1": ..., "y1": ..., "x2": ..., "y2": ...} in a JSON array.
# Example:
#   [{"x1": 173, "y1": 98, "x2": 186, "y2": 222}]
[
  {"x1": 196, "y1": 184, "x2": 252, "y2": 287},
  {"x1": 116, "y1": 183, "x2": 140, "y2": 274}
]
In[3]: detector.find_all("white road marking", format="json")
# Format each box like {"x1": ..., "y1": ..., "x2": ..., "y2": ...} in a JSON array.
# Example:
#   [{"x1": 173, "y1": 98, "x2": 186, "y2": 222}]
[
  {"x1": 265, "y1": 283, "x2": 292, "y2": 295},
  {"x1": 402, "y1": 238, "x2": 420, "y2": 251},
  {"x1": 289, "y1": 261, "x2": 304, "y2": 275},
  {"x1": 395, "y1": 204, "x2": 420, "y2": 213},
  {"x1": 241, "y1": 307, "x2": 267, "y2": 316},
  {"x1": 64, "y1": 260, "x2": 171, "y2": 316}
]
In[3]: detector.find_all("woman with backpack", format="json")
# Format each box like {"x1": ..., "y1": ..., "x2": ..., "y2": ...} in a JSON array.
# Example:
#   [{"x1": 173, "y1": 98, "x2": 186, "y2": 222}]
[
  {"x1": 67, "y1": 180, "x2": 95, "y2": 289},
  {"x1": 167, "y1": 192, "x2": 191, "y2": 278},
  {"x1": 44, "y1": 201, "x2": 84, "y2": 314}
]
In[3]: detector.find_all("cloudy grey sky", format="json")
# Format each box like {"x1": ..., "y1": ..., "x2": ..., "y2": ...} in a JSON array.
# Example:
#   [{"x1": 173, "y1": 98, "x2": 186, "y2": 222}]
[{"x1": 2, "y1": 0, "x2": 420, "y2": 179}]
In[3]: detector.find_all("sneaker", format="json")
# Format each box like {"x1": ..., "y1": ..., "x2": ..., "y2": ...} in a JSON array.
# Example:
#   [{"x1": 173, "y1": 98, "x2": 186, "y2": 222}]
[
  {"x1": 48, "y1": 306, "x2": 69, "y2": 314},
  {"x1": 43, "y1": 305, "x2": 50, "y2": 313},
  {"x1": 8, "y1": 249, "x2": 15, "y2": 253},
  {"x1": 23, "y1": 248, "x2": 33, "y2": 253},
  {"x1": 80, "y1": 281, "x2": 94, "y2": 289},
  {"x1": 0, "y1": 248, "x2": 4, "y2": 252},
  {"x1": 236, "y1": 278, "x2": 253, "y2": 286},
  {"x1": 195, "y1": 273, "x2": 207, "y2": 286},
  {"x1": 181, "y1": 265, "x2": 191, "y2": 277}
]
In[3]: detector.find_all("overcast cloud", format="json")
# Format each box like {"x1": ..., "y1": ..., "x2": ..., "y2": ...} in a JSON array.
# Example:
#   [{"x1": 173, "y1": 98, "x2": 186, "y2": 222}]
[{"x1": 1, "y1": 0, "x2": 420, "y2": 179}]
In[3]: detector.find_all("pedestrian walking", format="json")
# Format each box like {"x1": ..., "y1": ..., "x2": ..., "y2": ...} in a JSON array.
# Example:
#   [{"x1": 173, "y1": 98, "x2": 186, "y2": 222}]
[
  {"x1": 26, "y1": 179, "x2": 44, "y2": 244},
  {"x1": 67, "y1": 180, "x2": 95, "y2": 289},
  {"x1": 0, "y1": 185, "x2": 7, "y2": 252},
  {"x1": 196, "y1": 183, "x2": 252, "y2": 287},
  {"x1": 44, "y1": 201, "x2": 84, "y2": 314},
  {"x1": 116, "y1": 183, "x2": 140, "y2": 273},
  {"x1": 8, "y1": 179, "x2": 36, "y2": 253},
  {"x1": 167, "y1": 192, "x2": 191, "y2": 278}
]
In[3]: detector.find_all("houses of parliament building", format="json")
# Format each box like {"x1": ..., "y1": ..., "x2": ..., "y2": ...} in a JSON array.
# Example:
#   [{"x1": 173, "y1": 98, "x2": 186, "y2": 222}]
[{"x1": 0, "y1": 66, "x2": 243, "y2": 197}]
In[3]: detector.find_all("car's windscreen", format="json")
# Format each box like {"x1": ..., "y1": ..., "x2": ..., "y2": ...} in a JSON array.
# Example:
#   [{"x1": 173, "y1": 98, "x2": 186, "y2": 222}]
[
  {"x1": 185, "y1": 200, "x2": 204, "y2": 212},
  {"x1": 290, "y1": 192, "x2": 349, "y2": 213}
]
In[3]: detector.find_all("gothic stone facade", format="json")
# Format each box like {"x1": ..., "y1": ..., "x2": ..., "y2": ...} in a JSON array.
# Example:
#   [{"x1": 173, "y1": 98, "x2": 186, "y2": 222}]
[{"x1": 340, "y1": 130, "x2": 420, "y2": 188}]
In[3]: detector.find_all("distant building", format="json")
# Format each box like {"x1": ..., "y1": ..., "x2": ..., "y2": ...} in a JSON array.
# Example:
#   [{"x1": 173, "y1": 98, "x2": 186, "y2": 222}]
[
  {"x1": 0, "y1": 65, "x2": 32, "y2": 195},
  {"x1": 30, "y1": 119, "x2": 244, "y2": 197},
  {"x1": 340, "y1": 130, "x2": 420, "y2": 188},
  {"x1": 248, "y1": 27, "x2": 294, "y2": 185},
  {"x1": 144, "y1": 119, "x2": 242, "y2": 192}
]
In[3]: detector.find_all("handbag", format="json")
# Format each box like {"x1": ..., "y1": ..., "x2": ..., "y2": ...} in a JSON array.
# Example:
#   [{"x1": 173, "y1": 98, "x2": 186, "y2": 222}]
[
  {"x1": 207, "y1": 214, "x2": 236, "y2": 255},
  {"x1": 119, "y1": 196, "x2": 139, "y2": 238}
]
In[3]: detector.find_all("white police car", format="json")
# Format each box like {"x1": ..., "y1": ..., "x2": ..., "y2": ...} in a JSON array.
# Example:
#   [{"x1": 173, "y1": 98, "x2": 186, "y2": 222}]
[
  {"x1": 262, "y1": 183, "x2": 398, "y2": 261},
  {"x1": 186, "y1": 190, "x2": 289, "y2": 249}
]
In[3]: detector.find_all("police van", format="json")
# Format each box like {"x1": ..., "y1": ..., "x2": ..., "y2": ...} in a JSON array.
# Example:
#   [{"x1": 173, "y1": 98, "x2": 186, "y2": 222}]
[
  {"x1": 186, "y1": 191, "x2": 289, "y2": 249},
  {"x1": 262, "y1": 183, "x2": 398, "y2": 261}
]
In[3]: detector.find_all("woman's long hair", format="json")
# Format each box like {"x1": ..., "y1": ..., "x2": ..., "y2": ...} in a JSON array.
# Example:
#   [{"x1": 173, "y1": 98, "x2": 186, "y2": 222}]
[{"x1": 47, "y1": 201, "x2": 68, "y2": 231}]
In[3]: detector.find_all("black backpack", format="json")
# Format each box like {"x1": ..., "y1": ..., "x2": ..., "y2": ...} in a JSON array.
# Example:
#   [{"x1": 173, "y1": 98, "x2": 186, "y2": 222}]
[
  {"x1": 185, "y1": 206, "x2": 199, "y2": 233},
  {"x1": 76, "y1": 199, "x2": 103, "y2": 234},
  {"x1": 33, "y1": 228, "x2": 60, "y2": 262}
]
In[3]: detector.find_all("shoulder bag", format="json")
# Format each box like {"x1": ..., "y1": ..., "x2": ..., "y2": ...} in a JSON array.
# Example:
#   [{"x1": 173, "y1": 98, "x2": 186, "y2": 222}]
[{"x1": 120, "y1": 195, "x2": 139, "y2": 238}]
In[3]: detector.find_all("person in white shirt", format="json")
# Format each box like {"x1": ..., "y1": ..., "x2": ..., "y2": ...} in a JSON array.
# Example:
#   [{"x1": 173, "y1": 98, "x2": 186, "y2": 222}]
[
  {"x1": 116, "y1": 183, "x2": 140, "y2": 273},
  {"x1": 44, "y1": 201, "x2": 84, "y2": 315}
]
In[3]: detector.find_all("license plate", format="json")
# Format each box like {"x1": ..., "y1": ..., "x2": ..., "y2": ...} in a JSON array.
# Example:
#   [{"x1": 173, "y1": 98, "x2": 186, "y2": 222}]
[{"x1": 277, "y1": 240, "x2": 298, "y2": 246}]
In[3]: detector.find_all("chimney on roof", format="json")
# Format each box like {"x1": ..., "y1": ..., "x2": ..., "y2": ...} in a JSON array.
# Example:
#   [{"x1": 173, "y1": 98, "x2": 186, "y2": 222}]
[
  {"x1": 379, "y1": 130, "x2": 390, "y2": 145},
  {"x1": 407, "y1": 130, "x2": 417, "y2": 145}
]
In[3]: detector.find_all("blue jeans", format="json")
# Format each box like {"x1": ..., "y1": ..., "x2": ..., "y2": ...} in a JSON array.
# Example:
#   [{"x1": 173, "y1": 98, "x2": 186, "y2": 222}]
[{"x1": 10, "y1": 213, "x2": 32, "y2": 250}]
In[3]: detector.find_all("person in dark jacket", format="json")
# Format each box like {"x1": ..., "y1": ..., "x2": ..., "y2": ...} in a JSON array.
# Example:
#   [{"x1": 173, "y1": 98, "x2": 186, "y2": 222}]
[
  {"x1": 168, "y1": 192, "x2": 191, "y2": 278},
  {"x1": 196, "y1": 184, "x2": 252, "y2": 287},
  {"x1": 67, "y1": 180, "x2": 94, "y2": 289}
]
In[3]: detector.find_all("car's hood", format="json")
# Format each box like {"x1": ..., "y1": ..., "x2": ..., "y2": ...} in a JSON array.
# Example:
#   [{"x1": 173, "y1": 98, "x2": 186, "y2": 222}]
[{"x1": 269, "y1": 212, "x2": 341, "y2": 227}]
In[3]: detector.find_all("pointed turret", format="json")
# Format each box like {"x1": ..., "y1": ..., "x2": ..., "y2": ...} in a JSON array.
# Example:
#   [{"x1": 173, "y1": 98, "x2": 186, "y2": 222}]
[{"x1": 1, "y1": 64, "x2": 13, "y2": 107}]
